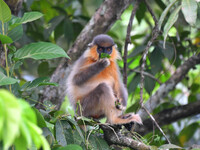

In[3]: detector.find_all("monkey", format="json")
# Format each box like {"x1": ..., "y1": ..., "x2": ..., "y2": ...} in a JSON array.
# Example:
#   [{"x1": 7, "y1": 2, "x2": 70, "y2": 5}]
[{"x1": 66, "y1": 34, "x2": 142, "y2": 125}]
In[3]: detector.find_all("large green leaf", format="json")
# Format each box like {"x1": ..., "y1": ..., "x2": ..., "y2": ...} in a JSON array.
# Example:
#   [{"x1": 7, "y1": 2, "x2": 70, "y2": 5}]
[
  {"x1": 0, "y1": 90, "x2": 21, "y2": 150},
  {"x1": 0, "y1": 0, "x2": 11, "y2": 23},
  {"x1": 182, "y1": 0, "x2": 197, "y2": 25},
  {"x1": 163, "y1": 5, "x2": 181, "y2": 48},
  {"x1": 14, "y1": 42, "x2": 69, "y2": 60},
  {"x1": 21, "y1": 77, "x2": 58, "y2": 91},
  {"x1": 8, "y1": 12, "x2": 43, "y2": 31},
  {"x1": 0, "y1": 72, "x2": 19, "y2": 86},
  {"x1": 16, "y1": 12, "x2": 43, "y2": 24},
  {"x1": 158, "y1": 0, "x2": 178, "y2": 30},
  {"x1": 7, "y1": 24, "x2": 23, "y2": 42}
]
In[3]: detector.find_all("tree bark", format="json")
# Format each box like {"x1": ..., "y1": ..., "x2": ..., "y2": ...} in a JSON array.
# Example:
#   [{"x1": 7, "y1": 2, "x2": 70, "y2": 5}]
[
  {"x1": 100, "y1": 124, "x2": 151, "y2": 150},
  {"x1": 36, "y1": 0, "x2": 136, "y2": 109}
]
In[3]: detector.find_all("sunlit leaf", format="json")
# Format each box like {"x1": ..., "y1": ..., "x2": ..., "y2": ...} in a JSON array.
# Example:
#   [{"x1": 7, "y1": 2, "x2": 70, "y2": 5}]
[
  {"x1": 182, "y1": 0, "x2": 197, "y2": 25},
  {"x1": 0, "y1": 90, "x2": 21, "y2": 150}
]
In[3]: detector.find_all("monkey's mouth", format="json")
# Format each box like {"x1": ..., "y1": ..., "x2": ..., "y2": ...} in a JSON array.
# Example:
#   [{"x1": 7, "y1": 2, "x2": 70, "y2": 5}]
[{"x1": 99, "y1": 53, "x2": 111, "y2": 59}]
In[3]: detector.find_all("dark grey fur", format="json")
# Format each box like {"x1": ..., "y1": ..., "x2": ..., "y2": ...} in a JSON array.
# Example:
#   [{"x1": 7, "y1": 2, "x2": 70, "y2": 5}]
[
  {"x1": 79, "y1": 83, "x2": 110, "y2": 117},
  {"x1": 73, "y1": 59, "x2": 109, "y2": 86},
  {"x1": 93, "y1": 34, "x2": 115, "y2": 46}
]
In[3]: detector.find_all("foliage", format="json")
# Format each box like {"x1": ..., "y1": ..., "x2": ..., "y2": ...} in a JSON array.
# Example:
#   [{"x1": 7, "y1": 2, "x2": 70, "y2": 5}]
[
  {"x1": 0, "y1": 89, "x2": 50, "y2": 150},
  {"x1": 0, "y1": 0, "x2": 200, "y2": 149}
]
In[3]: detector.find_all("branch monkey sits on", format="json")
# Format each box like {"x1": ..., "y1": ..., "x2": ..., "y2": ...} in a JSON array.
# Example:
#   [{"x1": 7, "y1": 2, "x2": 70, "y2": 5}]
[{"x1": 67, "y1": 34, "x2": 142, "y2": 125}]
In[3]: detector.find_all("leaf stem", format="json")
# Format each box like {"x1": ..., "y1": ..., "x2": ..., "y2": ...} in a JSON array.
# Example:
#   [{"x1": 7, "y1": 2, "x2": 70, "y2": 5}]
[{"x1": 2, "y1": 22, "x2": 11, "y2": 92}]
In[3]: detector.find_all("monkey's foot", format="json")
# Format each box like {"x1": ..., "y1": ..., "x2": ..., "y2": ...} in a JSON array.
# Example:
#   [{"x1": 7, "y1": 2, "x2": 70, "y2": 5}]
[{"x1": 120, "y1": 113, "x2": 143, "y2": 125}]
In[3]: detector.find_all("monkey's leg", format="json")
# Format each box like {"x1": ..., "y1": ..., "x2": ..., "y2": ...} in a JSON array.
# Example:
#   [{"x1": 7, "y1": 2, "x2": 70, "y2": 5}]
[{"x1": 79, "y1": 83, "x2": 142, "y2": 125}]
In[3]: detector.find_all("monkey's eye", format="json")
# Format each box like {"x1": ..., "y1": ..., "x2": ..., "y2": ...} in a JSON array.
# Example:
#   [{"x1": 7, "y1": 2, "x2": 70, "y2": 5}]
[
  {"x1": 98, "y1": 48, "x2": 103, "y2": 51},
  {"x1": 107, "y1": 48, "x2": 111, "y2": 51}
]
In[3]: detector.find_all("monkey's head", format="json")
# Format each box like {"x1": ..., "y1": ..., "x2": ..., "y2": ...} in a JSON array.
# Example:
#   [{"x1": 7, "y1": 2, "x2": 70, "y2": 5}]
[{"x1": 87, "y1": 34, "x2": 120, "y2": 61}]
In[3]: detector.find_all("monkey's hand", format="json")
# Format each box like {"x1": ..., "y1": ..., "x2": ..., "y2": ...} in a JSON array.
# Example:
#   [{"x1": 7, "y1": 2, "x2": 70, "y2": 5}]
[{"x1": 98, "y1": 58, "x2": 110, "y2": 67}]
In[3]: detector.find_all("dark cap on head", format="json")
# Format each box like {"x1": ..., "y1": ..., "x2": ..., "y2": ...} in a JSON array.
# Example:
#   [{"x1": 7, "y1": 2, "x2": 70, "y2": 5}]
[{"x1": 92, "y1": 34, "x2": 115, "y2": 47}]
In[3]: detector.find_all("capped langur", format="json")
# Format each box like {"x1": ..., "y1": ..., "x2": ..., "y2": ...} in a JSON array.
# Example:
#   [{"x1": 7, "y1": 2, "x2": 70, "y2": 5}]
[{"x1": 67, "y1": 34, "x2": 142, "y2": 125}]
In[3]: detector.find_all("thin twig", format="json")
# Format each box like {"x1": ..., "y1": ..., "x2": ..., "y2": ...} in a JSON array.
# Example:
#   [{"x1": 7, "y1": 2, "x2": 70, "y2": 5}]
[
  {"x1": 123, "y1": 0, "x2": 140, "y2": 86},
  {"x1": 143, "y1": 106, "x2": 171, "y2": 144},
  {"x1": 140, "y1": 0, "x2": 171, "y2": 144}
]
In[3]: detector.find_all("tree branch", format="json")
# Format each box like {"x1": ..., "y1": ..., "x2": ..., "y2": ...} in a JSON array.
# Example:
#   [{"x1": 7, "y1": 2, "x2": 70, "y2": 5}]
[
  {"x1": 138, "y1": 53, "x2": 200, "y2": 120},
  {"x1": 136, "y1": 100, "x2": 200, "y2": 135},
  {"x1": 123, "y1": 0, "x2": 140, "y2": 86},
  {"x1": 100, "y1": 124, "x2": 150, "y2": 150},
  {"x1": 37, "y1": 0, "x2": 135, "y2": 109}
]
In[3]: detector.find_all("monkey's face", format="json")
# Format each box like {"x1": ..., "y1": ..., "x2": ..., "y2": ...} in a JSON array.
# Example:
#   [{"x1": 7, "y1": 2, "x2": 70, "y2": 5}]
[{"x1": 97, "y1": 45, "x2": 113, "y2": 58}]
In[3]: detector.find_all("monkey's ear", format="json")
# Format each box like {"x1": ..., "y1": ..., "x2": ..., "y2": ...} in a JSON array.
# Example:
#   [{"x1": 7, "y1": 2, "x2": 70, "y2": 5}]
[{"x1": 88, "y1": 43, "x2": 93, "y2": 48}]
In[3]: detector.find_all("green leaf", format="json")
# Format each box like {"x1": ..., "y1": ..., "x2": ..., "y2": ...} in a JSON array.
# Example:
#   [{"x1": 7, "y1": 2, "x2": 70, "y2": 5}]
[
  {"x1": 128, "y1": 74, "x2": 140, "y2": 94},
  {"x1": 179, "y1": 123, "x2": 199, "y2": 146},
  {"x1": 182, "y1": 0, "x2": 197, "y2": 25},
  {"x1": 163, "y1": 5, "x2": 181, "y2": 48},
  {"x1": 0, "y1": 90, "x2": 21, "y2": 150},
  {"x1": 0, "y1": 34, "x2": 13, "y2": 44},
  {"x1": 64, "y1": 18, "x2": 74, "y2": 44},
  {"x1": 158, "y1": 0, "x2": 178, "y2": 30},
  {"x1": 7, "y1": 24, "x2": 23, "y2": 42},
  {"x1": 144, "y1": 75, "x2": 156, "y2": 94},
  {"x1": 33, "y1": 108, "x2": 47, "y2": 128},
  {"x1": 16, "y1": 11, "x2": 43, "y2": 24},
  {"x1": 128, "y1": 45, "x2": 146, "y2": 58},
  {"x1": 149, "y1": 47, "x2": 163, "y2": 74},
  {"x1": 14, "y1": 42, "x2": 69, "y2": 60},
  {"x1": 55, "y1": 120, "x2": 67, "y2": 146},
  {"x1": 88, "y1": 135, "x2": 111, "y2": 150},
  {"x1": 21, "y1": 77, "x2": 58, "y2": 91},
  {"x1": 0, "y1": 72, "x2": 19, "y2": 86},
  {"x1": 157, "y1": 41, "x2": 175, "y2": 60},
  {"x1": 0, "y1": 98, "x2": 5, "y2": 137},
  {"x1": 0, "y1": 0, "x2": 11, "y2": 23},
  {"x1": 100, "y1": 53, "x2": 111, "y2": 59},
  {"x1": 58, "y1": 144, "x2": 82, "y2": 150}
]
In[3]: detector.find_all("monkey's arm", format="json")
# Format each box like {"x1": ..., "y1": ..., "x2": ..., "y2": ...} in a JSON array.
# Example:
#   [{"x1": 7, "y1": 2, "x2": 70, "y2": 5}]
[{"x1": 73, "y1": 58, "x2": 109, "y2": 85}]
